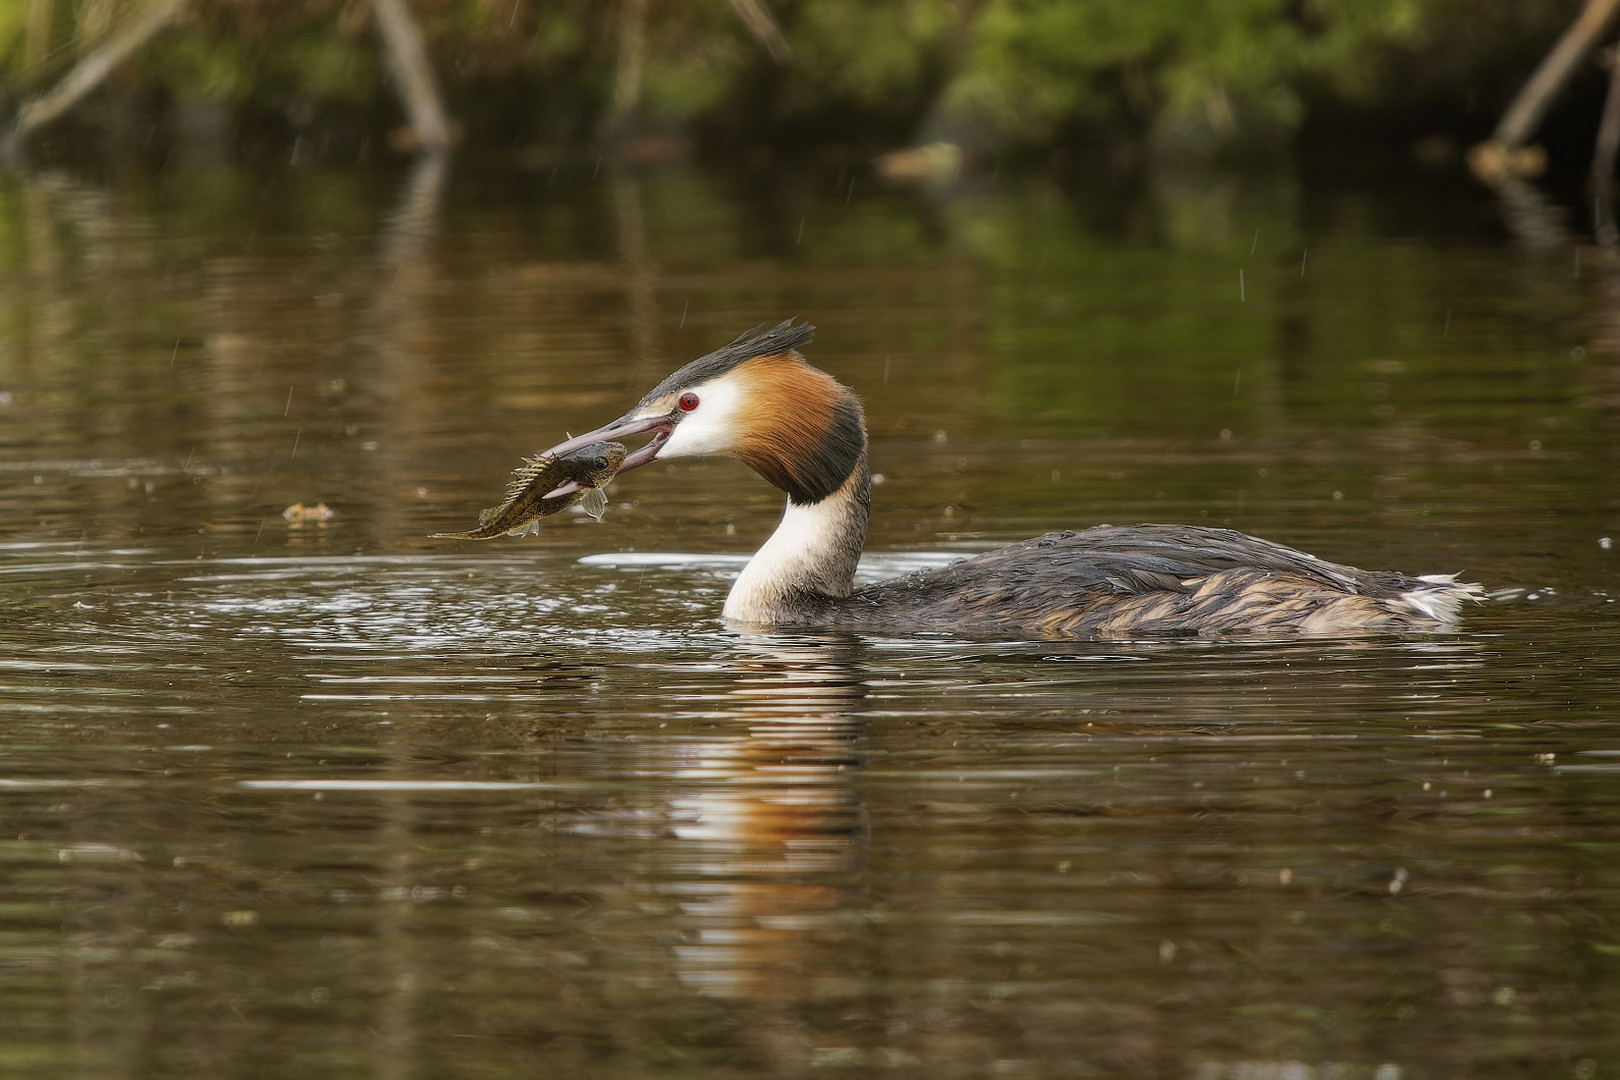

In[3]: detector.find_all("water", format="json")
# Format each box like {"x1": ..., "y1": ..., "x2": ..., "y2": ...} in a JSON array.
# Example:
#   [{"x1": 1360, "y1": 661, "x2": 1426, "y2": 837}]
[{"x1": 0, "y1": 155, "x2": 1617, "y2": 1078}]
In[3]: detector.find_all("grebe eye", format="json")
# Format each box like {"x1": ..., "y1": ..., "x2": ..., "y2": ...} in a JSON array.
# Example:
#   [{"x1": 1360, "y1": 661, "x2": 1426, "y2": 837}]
[{"x1": 677, "y1": 392, "x2": 700, "y2": 412}]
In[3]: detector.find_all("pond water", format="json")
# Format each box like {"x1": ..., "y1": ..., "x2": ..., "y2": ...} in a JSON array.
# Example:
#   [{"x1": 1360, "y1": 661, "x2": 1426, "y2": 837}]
[{"x1": 0, "y1": 152, "x2": 1617, "y2": 1078}]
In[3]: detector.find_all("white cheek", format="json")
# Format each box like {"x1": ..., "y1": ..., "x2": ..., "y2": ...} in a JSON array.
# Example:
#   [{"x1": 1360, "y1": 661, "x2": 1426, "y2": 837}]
[{"x1": 661, "y1": 378, "x2": 747, "y2": 458}]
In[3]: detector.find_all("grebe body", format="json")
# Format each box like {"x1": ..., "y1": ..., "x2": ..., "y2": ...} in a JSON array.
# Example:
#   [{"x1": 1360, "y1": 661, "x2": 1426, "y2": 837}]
[{"x1": 535, "y1": 322, "x2": 1479, "y2": 640}]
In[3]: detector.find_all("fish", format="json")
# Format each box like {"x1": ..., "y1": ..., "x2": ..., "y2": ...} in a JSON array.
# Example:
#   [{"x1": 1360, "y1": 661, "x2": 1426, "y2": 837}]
[{"x1": 432, "y1": 441, "x2": 626, "y2": 540}]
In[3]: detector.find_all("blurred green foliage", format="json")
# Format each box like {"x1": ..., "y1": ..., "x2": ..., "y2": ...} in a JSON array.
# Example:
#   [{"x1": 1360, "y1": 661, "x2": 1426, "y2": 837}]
[
  {"x1": 948, "y1": 0, "x2": 1423, "y2": 141},
  {"x1": 0, "y1": 0, "x2": 1589, "y2": 151}
]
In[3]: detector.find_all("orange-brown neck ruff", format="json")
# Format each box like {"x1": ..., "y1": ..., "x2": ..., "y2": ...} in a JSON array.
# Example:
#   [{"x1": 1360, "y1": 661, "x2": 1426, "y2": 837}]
[{"x1": 729, "y1": 355, "x2": 867, "y2": 507}]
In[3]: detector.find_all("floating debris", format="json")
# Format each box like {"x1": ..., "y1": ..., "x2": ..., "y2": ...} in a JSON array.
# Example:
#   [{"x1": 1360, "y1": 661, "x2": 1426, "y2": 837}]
[{"x1": 283, "y1": 502, "x2": 335, "y2": 525}]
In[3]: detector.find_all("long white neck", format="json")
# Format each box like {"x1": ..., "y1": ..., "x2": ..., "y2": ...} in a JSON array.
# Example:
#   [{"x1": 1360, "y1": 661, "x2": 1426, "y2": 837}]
[{"x1": 723, "y1": 463, "x2": 871, "y2": 626}]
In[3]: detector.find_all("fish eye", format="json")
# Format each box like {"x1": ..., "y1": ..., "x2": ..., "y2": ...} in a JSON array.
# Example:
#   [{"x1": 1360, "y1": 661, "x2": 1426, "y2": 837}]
[
  {"x1": 677, "y1": 392, "x2": 700, "y2": 412},
  {"x1": 592, "y1": 456, "x2": 609, "y2": 470}
]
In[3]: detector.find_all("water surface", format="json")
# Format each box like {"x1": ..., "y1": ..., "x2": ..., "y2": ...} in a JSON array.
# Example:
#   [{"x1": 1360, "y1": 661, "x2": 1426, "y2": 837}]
[{"x1": 0, "y1": 157, "x2": 1617, "y2": 1078}]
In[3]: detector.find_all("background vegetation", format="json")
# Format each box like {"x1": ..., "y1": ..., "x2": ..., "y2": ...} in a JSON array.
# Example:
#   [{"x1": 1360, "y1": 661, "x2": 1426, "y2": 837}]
[{"x1": 0, "y1": 0, "x2": 1605, "y2": 167}]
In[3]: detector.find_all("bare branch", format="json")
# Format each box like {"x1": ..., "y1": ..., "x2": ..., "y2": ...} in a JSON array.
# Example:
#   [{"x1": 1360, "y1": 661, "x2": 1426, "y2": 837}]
[
  {"x1": 372, "y1": 0, "x2": 455, "y2": 153},
  {"x1": 729, "y1": 0, "x2": 791, "y2": 64},
  {"x1": 1481, "y1": 0, "x2": 1620, "y2": 156},
  {"x1": 7, "y1": 0, "x2": 187, "y2": 151}
]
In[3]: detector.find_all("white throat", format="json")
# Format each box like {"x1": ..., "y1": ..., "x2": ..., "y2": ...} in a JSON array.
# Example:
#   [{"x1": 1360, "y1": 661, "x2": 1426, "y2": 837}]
[{"x1": 722, "y1": 467, "x2": 869, "y2": 625}]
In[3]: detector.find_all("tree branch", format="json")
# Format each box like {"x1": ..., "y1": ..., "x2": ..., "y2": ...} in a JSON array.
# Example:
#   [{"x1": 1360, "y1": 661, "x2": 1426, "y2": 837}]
[
  {"x1": 372, "y1": 0, "x2": 454, "y2": 153},
  {"x1": 1471, "y1": 0, "x2": 1620, "y2": 178},
  {"x1": 6, "y1": 0, "x2": 187, "y2": 155},
  {"x1": 729, "y1": 0, "x2": 790, "y2": 64}
]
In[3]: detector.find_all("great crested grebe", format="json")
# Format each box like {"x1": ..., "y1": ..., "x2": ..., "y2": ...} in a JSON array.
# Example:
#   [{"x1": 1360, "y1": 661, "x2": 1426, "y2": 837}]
[{"x1": 534, "y1": 321, "x2": 1481, "y2": 639}]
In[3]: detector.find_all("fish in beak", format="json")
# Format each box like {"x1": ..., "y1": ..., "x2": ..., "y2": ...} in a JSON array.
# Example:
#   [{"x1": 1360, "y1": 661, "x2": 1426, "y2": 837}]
[
  {"x1": 533, "y1": 406, "x2": 678, "y2": 500},
  {"x1": 531, "y1": 319, "x2": 868, "y2": 508}
]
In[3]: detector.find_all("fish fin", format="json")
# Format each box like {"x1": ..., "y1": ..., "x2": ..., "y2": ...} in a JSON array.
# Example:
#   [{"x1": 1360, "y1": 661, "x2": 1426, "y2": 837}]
[
  {"x1": 502, "y1": 455, "x2": 554, "y2": 501},
  {"x1": 580, "y1": 488, "x2": 607, "y2": 521}
]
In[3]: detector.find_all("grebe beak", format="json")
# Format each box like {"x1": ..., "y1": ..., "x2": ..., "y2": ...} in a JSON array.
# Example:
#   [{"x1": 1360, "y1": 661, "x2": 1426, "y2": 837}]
[{"x1": 533, "y1": 407, "x2": 676, "y2": 498}]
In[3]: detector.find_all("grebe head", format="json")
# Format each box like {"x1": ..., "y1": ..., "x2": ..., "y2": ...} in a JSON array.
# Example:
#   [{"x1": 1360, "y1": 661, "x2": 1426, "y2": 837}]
[{"x1": 536, "y1": 321, "x2": 865, "y2": 505}]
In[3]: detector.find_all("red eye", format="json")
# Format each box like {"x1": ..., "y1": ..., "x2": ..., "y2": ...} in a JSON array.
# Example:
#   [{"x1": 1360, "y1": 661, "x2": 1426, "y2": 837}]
[{"x1": 677, "y1": 392, "x2": 700, "y2": 412}]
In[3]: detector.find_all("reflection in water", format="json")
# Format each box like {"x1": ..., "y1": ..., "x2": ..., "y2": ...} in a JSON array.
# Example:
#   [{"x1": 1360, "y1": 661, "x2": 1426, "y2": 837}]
[
  {"x1": 613, "y1": 170, "x2": 663, "y2": 372},
  {"x1": 1478, "y1": 169, "x2": 1620, "y2": 426},
  {"x1": 378, "y1": 151, "x2": 450, "y2": 272},
  {"x1": 663, "y1": 636, "x2": 868, "y2": 1000},
  {"x1": 344, "y1": 150, "x2": 450, "y2": 551}
]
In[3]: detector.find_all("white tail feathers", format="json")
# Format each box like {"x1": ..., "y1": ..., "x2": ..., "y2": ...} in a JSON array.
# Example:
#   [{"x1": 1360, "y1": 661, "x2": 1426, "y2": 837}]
[{"x1": 1400, "y1": 573, "x2": 1486, "y2": 624}]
